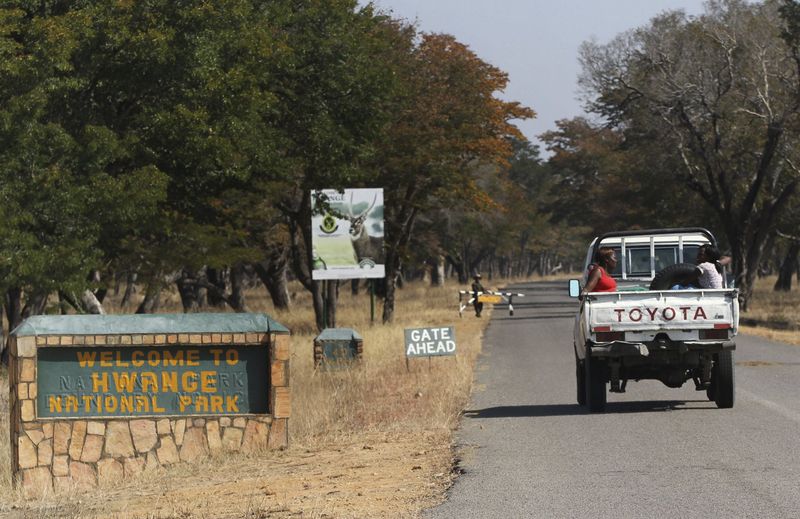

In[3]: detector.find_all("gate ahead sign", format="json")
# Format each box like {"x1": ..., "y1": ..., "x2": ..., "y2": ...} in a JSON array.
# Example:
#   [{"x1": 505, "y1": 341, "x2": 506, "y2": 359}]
[{"x1": 404, "y1": 326, "x2": 456, "y2": 357}]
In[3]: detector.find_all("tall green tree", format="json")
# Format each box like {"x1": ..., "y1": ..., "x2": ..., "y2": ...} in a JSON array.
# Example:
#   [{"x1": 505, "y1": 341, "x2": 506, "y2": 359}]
[
  {"x1": 0, "y1": 4, "x2": 167, "y2": 334},
  {"x1": 579, "y1": 0, "x2": 800, "y2": 308},
  {"x1": 373, "y1": 32, "x2": 533, "y2": 322}
]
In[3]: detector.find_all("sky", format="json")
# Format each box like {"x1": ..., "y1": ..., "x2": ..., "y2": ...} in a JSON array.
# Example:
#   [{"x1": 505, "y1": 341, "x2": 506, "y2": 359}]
[{"x1": 367, "y1": 0, "x2": 708, "y2": 154}]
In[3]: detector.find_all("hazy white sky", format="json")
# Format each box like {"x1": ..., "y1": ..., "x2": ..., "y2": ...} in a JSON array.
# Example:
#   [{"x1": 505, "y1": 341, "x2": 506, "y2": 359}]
[{"x1": 367, "y1": 0, "x2": 707, "y2": 153}]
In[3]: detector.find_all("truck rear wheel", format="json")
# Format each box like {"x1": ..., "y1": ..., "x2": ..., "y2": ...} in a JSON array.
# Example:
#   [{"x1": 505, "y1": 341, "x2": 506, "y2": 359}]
[
  {"x1": 712, "y1": 350, "x2": 735, "y2": 409},
  {"x1": 576, "y1": 357, "x2": 586, "y2": 406},
  {"x1": 585, "y1": 355, "x2": 607, "y2": 412}
]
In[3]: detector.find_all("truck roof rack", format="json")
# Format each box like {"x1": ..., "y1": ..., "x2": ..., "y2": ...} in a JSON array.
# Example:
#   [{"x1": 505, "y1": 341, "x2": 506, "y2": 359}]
[{"x1": 595, "y1": 227, "x2": 716, "y2": 246}]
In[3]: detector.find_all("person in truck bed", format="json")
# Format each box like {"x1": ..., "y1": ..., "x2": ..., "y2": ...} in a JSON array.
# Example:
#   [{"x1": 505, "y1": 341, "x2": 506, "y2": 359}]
[
  {"x1": 672, "y1": 244, "x2": 731, "y2": 289},
  {"x1": 580, "y1": 247, "x2": 618, "y2": 299}
]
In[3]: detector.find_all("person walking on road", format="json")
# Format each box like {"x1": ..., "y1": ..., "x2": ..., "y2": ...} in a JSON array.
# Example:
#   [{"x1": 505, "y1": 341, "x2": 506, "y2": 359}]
[{"x1": 472, "y1": 273, "x2": 486, "y2": 317}]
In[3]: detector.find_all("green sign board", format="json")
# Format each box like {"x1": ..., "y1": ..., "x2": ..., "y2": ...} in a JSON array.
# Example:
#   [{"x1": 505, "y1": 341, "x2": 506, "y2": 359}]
[{"x1": 36, "y1": 346, "x2": 268, "y2": 418}]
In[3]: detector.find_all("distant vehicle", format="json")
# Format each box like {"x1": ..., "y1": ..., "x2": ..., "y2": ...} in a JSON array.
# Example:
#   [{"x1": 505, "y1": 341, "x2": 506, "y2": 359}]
[{"x1": 569, "y1": 228, "x2": 738, "y2": 412}]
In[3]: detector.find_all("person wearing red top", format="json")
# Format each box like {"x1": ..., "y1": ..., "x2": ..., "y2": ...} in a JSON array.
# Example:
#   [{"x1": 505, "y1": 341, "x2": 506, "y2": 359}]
[{"x1": 580, "y1": 247, "x2": 618, "y2": 299}]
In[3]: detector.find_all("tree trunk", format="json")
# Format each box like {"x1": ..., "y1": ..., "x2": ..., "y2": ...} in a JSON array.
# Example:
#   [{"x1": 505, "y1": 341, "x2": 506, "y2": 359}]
[
  {"x1": 176, "y1": 269, "x2": 201, "y2": 312},
  {"x1": 81, "y1": 290, "x2": 106, "y2": 314},
  {"x1": 229, "y1": 263, "x2": 249, "y2": 313},
  {"x1": 382, "y1": 254, "x2": 399, "y2": 323},
  {"x1": 120, "y1": 272, "x2": 137, "y2": 309},
  {"x1": 206, "y1": 268, "x2": 228, "y2": 307},
  {"x1": 6, "y1": 288, "x2": 22, "y2": 334},
  {"x1": 324, "y1": 280, "x2": 337, "y2": 327},
  {"x1": 351, "y1": 279, "x2": 361, "y2": 295},
  {"x1": 2, "y1": 288, "x2": 24, "y2": 365},
  {"x1": 312, "y1": 281, "x2": 324, "y2": 331},
  {"x1": 136, "y1": 283, "x2": 162, "y2": 314},
  {"x1": 431, "y1": 255, "x2": 445, "y2": 287},
  {"x1": 22, "y1": 292, "x2": 49, "y2": 319},
  {"x1": 774, "y1": 241, "x2": 800, "y2": 291},
  {"x1": 253, "y1": 261, "x2": 291, "y2": 310}
]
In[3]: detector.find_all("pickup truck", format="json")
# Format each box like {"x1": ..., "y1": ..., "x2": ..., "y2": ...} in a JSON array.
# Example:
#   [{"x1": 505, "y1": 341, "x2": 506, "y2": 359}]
[{"x1": 569, "y1": 228, "x2": 738, "y2": 412}]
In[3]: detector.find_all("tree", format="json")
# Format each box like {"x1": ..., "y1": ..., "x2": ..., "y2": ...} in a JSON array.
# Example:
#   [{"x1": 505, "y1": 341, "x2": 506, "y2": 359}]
[
  {"x1": 0, "y1": 4, "x2": 168, "y2": 336},
  {"x1": 263, "y1": 2, "x2": 403, "y2": 330},
  {"x1": 373, "y1": 33, "x2": 533, "y2": 322},
  {"x1": 579, "y1": 0, "x2": 800, "y2": 308}
]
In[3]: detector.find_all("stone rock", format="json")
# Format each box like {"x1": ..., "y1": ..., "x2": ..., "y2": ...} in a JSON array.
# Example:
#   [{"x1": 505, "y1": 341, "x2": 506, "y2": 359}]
[
  {"x1": 54, "y1": 422, "x2": 71, "y2": 455},
  {"x1": 193, "y1": 418, "x2": 205, "y2": 428},
  {"x1": 43, "y1": 423, "x2": 53, "y2": 440},
  {"x1": 220, "y1": 417, "x2": 231, "y2": 427},
  {"x1": 97, "y1": 458, "x2": 124, "y2": 485},
  {"x1": 124, "y1": 457, "x2": 146, "y2": 478},
  {"x1": 221, "y1": 427, "x2": 243, "y2": 451},
  {"x1": 16, "y1": 336, "x2": 37, "y2": 357},
  {"x1": 52, "y1": 455, "x2": 69, "y2": 477},
  {"x1": 233, "y1": 417, "x2": 246, "y2": 428},
  {"x1": 157, "y1": 419, "x2": 171, "y2": 435},
  {"x1": 105, "y1": 421, "x2": 134, "y2": 458},
  {"x1": 18, "y1": 435, "x2": 37, "y2": 469},
  {"x1": 37, "y1": 439, "x2": 53, "y2": 466},
  {"x1": 206, "y1": 421, "x2": 222, "y2": 453},
  {"x1": 26, "y1": 428, "x2": 44, "y2": 445},
  {"x1": 241, "y1": 420, "x2": 268, "y2": 453},
  {"x1": 273, "y1": 387, "x2": 291, "y2": 418},
  {"x1": 22, "y1": 467, "x2": 53, "y2": 498},
  {"x1": 157, "y1": 437, "x2": 180, "y2": 465},
  {"x1": 18, "y1": 383, "x2": 28, "y2": 400},
  {"x1": 87, "y1": 421, "x2": 106, "y2": 436},
  {"x1": 20, "y1": 358, "x2": 35, "y2": 382},
  {"x1": 69, "y1": 461, "x2": 97, "y2": 490},
  {"x1": 130, "y1": 420, "x2": 158, "y2": 453},
  {"x1": 179, "y1": 426, "x2": 208, "y2": 462},
  {"x1": 268, "y1": 418, "x2": 288, "y2": 450},
  {"x1": 21, "y1": 400, "x2": 35, "y2": 421},
  {"x1": 29, "y1": 382, "x2": 37, "y2": 398},
  {"x1": 69, "y1": 421, "x2": 87, "y2": 459},
  {"x1": 174, "y1": 419, "x2": 186, "y2": 446},
  {"x1": 80, "y1": 434, "x2": 104, "y2": 463}
]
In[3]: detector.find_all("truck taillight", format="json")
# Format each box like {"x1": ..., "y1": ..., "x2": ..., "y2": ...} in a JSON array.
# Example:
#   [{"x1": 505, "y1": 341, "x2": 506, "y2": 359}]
[
  {"x1": 595, "y1": 331, "x2": 625, "y2": 342},
  {"x1": 700, "y1": 329, "x2": 729, "y2": 340}
]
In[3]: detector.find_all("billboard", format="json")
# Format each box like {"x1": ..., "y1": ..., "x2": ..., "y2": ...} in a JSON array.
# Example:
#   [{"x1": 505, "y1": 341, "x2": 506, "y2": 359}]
[{"x1": 311, "y1": 189, "x2": 385, "y2": 280}]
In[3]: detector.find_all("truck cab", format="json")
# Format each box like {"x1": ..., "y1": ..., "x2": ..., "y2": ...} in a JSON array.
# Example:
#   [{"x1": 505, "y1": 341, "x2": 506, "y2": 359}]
[{"x1": 569, "y1": 228, "x2": 738, "y2": 412}]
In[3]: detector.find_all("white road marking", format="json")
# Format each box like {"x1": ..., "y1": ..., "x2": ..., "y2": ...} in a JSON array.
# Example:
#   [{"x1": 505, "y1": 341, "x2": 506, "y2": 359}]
[{"x1": 738, "y1": 388, "x2": 800, "y2": 424}]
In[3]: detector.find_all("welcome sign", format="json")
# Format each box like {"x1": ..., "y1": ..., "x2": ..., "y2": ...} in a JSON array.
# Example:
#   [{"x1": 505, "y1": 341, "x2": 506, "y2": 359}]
[
  {"x1": 37, "y1": 345, "x2": 268, "y2": 418},
  {"x1": 404, "y1": 326, "x2": 457, "y2": 357}
]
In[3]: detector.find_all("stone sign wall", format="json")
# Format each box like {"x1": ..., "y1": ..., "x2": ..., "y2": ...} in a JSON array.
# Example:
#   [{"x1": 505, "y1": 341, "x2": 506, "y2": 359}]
[{"x1": 8, "y1": 314, "x2": 291, "y2": 497}]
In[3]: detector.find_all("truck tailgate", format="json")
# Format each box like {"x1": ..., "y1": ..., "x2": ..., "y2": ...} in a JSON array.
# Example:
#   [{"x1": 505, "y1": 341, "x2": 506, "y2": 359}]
[{"x1": 587, "y1": 289, "x2": 738, "y2": 333}]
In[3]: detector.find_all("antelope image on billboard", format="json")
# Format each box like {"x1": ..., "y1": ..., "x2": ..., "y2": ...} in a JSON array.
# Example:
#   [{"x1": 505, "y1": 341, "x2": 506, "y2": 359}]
[{"x1": 311, "y1": 188, "x2": 385, "y2": 280}]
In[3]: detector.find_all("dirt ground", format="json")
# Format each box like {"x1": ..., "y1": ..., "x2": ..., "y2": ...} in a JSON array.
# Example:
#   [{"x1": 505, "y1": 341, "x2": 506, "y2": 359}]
[{"x1": 1, "y1": 430, "x2": 454, "y2": 518}]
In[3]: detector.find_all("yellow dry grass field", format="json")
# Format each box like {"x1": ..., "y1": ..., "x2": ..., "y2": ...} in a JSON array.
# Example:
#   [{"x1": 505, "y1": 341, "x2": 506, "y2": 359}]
[
  {"x1": 0, "y1": 279, "x2": 494, "y2": 518},
  {"x1": 740, "y1": 275, "x2": 800, "y2": 346}
]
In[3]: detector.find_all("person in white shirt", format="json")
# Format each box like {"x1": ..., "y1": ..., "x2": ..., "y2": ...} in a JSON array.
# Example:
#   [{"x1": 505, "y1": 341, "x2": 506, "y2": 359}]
[{"x1": 691, "y1": 245, "x2": 731, "y2": 288}]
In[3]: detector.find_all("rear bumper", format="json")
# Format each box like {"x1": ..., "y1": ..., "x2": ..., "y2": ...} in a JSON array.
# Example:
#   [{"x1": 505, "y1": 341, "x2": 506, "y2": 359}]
[{"x1": 589, "y1": 340, "x2": 735, "y2": 358}]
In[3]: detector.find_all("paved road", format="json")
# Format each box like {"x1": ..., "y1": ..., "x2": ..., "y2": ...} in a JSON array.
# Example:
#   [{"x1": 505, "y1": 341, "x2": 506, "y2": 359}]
[{"x1": 426, "y1": 281, "x2": 800, "y2": 519}]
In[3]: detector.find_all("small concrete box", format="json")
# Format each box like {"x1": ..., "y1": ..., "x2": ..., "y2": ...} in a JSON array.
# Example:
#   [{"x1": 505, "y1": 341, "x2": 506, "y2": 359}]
[
  {"x1": 8, "y1": 313, "x2": 290, "y2": 496},
  {"x1": 313, "y1": 328, "x2": 363, "y2": 369}
]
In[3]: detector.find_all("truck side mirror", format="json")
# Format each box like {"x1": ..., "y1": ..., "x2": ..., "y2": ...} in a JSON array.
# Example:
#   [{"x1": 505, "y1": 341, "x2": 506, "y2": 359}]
[{"x1": 568, "y1": 279, "x2": 581, "y2": 298}]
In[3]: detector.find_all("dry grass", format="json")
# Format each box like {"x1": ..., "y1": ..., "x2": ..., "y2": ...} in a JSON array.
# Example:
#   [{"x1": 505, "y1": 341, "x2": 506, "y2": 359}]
[
  {"x1": 740, "y1": 275, "x2": 800, "y2": 346},
  {"x1": 0, "y1": 279, "x2": 489, "y2": 517}
]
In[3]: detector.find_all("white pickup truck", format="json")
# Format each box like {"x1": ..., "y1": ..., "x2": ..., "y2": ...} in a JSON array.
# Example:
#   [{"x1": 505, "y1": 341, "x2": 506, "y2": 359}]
[{"x1": 569, "y1": 228, "x2": 738, "y2": 412}]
